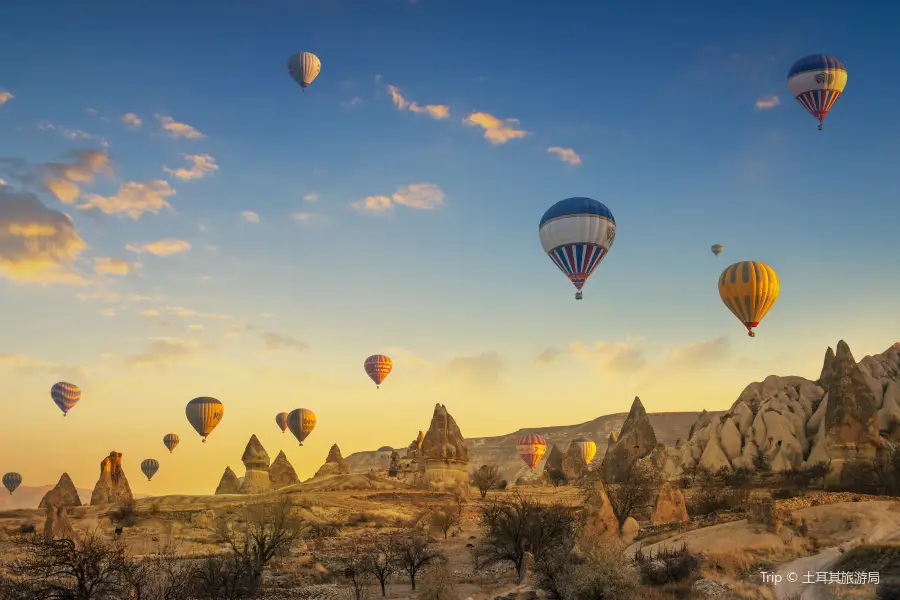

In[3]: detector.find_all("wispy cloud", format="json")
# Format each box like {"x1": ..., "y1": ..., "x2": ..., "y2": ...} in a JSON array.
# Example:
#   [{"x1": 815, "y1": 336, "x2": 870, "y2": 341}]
[
  {"x1": 126, "y1": 238, "x2": 191, "y2": 257},
  {"x1": 535, "y1": 347, "x2": 564, "y2": 365},
  {"x1": 36, "y1": 121, "x2": 100, "y2": 143},
  {"x1": 125, "y1": 337, "x2": 200, "y2": 368},
  {"x1": 0, "y1": 90, "x2": 13, "y2": 105},
  {"x1": 0, "y1": 186, "x2": 89, "y2": 285},
  {"x1": 303, "y1": 192, "x2": 318, "y2": 202},
  {"x1": 162, "y1": 154, "x2": 218, "y2": 181},
  {"x1": 291, "y1": 211, "x2": 327, "y2": 225},
  {"x1": 444, "y1": 351, "x2": 504, "y2": 385},
  {"x1": 140, "y1": 305, "x2": 231, "y2": 320},
  {"x1": 385, "y1": 85, "x2": 450, "y2": 120},
  {"x1": 241, "y1": 210, "x2": 260, "y2": 223},
  {"x1": 36, "y1": 149, "x2": 112, "y2": 204},
  {"x1": 547, "y1": 146, "x2": 582, "y2": 166},
  {"x1": 570, "y1": 339, "x2": 647, "y2": 374},
  {"x1": 352, "y1": 183, "x2": 445, "y2": 213},
  {"x1": 78, "y1": 180, "x2": 175, "y2": 219},
  {"x1": 261, "y1": 331, "x2": 309, "y2": 353},
  {"x1": 663, "y1": 337, "x2": 731, "y2": 368},
  {"x1": 341, "y1": 96, "x2": 363, "y2": 108},
  {"x1": 0, "y1": 353, "x2": 84, "y2": 380},
  {"x1": 463, "y1": 112, "x2": 527, "y2": 145},
  {"x1": 93, "y1": 257, "x2": 139, "y2": 276},
  {"x1": 755, "y1": 95, "x2": 780, "y2": 110},
  {"x1": 155, "y1": 113, "x2": 205, "y2": 139},
  {"x1": 121, "y1": 113, "x2": 142, "y2": 129}
]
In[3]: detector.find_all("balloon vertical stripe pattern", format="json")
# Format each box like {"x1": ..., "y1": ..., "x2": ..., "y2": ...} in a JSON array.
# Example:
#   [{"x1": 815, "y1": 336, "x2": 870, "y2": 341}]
[
  {"x1": 50, "y1": 382, "x2": 81, "y2": 416},
  {"x1": 787, "y1": 54, "x2": 847, "y2": 128},
  {"x1": 275, "y1": 412, "x2": 289, "y2": 433},
  {"x1": 717, "y1": 261, "x2": 780, "y2": 337},
  {"x1": 288, "y1": 52, "x2": 321, "y2": 90},
  {"x1": 570, "y1": 437, "x2": 597, "y2": 465},
  {"x1": 185, "y1": 397, "x2": 224, "y2": 442},
  {"x1": 516, "y1": 433, "x2": 547, "y2": 471},
  {"x1": 2, "y1": 472, "x2": 21, "y2": 495},
  {"x1": 163, "y1": 433, "x2": 179, "y2": 453},
  {"x1": 287, "y1": 408, "x2": 316, "y2": 446},
  {"x1": 141, "y1": 459, "x2": 159, "y2": 481},
  {"x1": 364, "y1": 354, "x2": 393, "y2": 388}
]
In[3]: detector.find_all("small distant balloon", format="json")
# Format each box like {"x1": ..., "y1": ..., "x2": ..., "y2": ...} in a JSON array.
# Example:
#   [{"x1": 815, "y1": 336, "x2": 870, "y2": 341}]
[
  {"x1": 516, "y1": 433, "x2": 547, "y2": 471},
  {"x1": 711, "y1": 244, "x2": 723, "y2": 257},
  {"x1": 185, "y1": 397, "x2": 224, "y2": 442},
  {"x1": 364, "y1": 354, "x2": 393, "y2": 389},
  {"x1": 276, "y1": 412, "x2": 289, "y2": 433},
  {"x1": 163, "y1": 433, "x2": 180, "y2": 453},
  {"x1": 287, "y1": 51, "x2": 321, "y2": 92},
  {"x1": 287, "y1": 408, "x2": 316, "y2": 446},
  {"x1": 2, "y1": 472, "x2": 21, "y2": 495},
  {"x1": 50, "y1": 382, "x2": 81, "y2": 416},
  {"x1": 141, "y1": 459, "x2": 159, "y2": 482},
  {"x1": 718, "y1": 261, "x2": 780, "y2": 338}
]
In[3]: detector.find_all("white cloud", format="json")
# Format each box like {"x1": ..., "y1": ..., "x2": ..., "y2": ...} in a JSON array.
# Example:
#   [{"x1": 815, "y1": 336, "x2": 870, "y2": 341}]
[
  {"x1": 341, "y1": 97, "x2": 363, "y2": 108},
  {"x1": 463, "y1": 112, "x2": 528, "y2": 144},
  {"x1": 241, "y1": 210, "x2": 260, "y2": 223},
  {"x1": 38, "y1": 149, "x2": 112, "y2": 204},
  {"x1": 547, "y1": 146, "x2": 582, "y2": 166},
  {"x1": 351, "y1": 183, "x2": 445, "y2": 213},
  {"x1": 37, "y1": 121, "x2": 96, "y2": 142},
  {"x1": 93, "y1": 257, "x2": 139, "y2": 276},
  {"x1": 386, "y1": 85, "x2": 450, "y2": 120},
  {"x1": 155, "y1": 113, "x2": 205, "y2": 139},
  {"x1": 126, "y1": 239, "x2": 191, "y2": 256},
  {"x1": 570, "y1": 339, "x2": 647, "y2": 374},
  {"x1": 121, "y1": 113, "x2": 142, "y2": 128},
  {"x1": 0, "y1": 90, "x2": 13, "y2": 105},
  {"x1": 163, "y1": 154, "x2": 218, "y2": 181},
  {"x1": 78, "y1": 180, "x2": 175, "y2": 219},
  {"x1": 303, "y1": 192, "x2": 318, "y2": 202},
  {"x1": 755, "y1": 95, "x2": 780, "y2": 110}
]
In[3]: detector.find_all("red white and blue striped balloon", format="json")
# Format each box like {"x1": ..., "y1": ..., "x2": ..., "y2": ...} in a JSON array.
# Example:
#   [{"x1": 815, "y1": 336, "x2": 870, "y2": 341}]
[
  {"x1": 539, "y1": 197, "x2": 616, "y2": 299},
  {"x1": 50, "y1": 382, "x2": 81, "y2": 416},
  {"x1": 787, "y1": 54, "x2": 847, "y2": 130}
]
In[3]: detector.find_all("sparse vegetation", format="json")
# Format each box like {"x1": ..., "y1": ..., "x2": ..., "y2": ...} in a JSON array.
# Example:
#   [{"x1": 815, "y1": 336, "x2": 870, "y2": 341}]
[
  {"x1": 429, "y1": 503, "x2": 460, "y2": 539},
  {"x1": 471, "y1": 464, "x2": 503, "y2": 499},
  {"x1": 415, "y1": 560, "x2": 459, "y2": 600},
  {"x1": 545, "y1": 539, "x2": 641, "y2": 600},
  {"x1": 633, "y1": 542, "x2": 700, "y2": 586},
  {"x1": 781, "y1": 462, "x2": 829, "y2": 490},
  {"x1": 363, "y1": 536, "x2": 397, "y2": 597},
  {"x1": 473, "y1": 492, "x2": 579, "y2": 584},
  {"x1": 393, "y1": 529, "x2": 444, "y2": 591},
  {"x1": 337, "y1": 543, "x2": 371, "y2": 600},
  {"x1": 109, "y1": 499, "x2": 138, "y2": 528},
  {"x1": 590, "y1": 459, "x2": 660, "y2": 529},
  {"x1": 687, "y1": 465, "x2": 751, "y2": 517}
]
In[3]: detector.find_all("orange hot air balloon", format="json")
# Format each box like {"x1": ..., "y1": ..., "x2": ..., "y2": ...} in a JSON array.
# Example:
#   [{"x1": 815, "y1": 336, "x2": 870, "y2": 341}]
[
  {"x1": 162, "y1": 433, "x2": 179, "y2": 453},
  {"x1": 516, "y1": 433, "x2": 547, "y2": 471},
  {"x1": 275, "y1": 412, "x2": 289, "y2": 433},
  {"x1": 185, "y1": 397, "x2": 224, "y2": 442},
  {"x1": 364, "y1": 354, "x2": 392, "y2": 389},
  {"x1": 287, "y1": 408, "x2": 316, "y2": 446}
]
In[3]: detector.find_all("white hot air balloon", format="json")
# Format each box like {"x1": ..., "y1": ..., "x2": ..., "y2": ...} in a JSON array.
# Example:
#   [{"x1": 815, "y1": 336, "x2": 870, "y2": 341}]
[{"x1": 287, "y1": 52, "x2": 322, "y2": 93}]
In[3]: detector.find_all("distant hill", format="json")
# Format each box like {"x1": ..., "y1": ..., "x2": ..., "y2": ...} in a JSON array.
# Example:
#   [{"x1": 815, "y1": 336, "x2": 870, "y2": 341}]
[
  {"x1": 344, "y1": 410, "x2": 714, "y2": 483},
  {"x1": 0, "y1": 485, "x2": 93, "y2": 510}
]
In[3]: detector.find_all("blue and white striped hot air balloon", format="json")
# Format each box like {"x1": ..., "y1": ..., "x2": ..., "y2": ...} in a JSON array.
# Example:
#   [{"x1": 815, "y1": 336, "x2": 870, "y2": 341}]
[
  {"x1": 787, "y1": 54, "x2": 847, "y2": 131},
  {"x1": 539, "y1": 197, "x2": 616, "y2": 300}
]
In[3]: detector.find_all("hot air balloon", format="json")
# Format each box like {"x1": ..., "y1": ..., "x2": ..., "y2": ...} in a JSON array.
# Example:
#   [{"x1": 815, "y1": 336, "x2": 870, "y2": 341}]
[
  {"x1": 364, "y1": 354, "x2": 393, "y2": 389},
  {"x1": 516, "y1": 433, "x2": 547, "y2": 471},
  {"x1": 569, "y1": 437, "x2": 597, "y2": 466},
  {"x1": 287, "y1": 52, "x2": 321, "y2": 92},
  {"x1": 718, "y1": 261, "x2": 780, "y2": 338},
  {"x1": 275, "y1": 412, "x2": 289, "y2": 433},
  {"x1": 50, "y1": 382, "x2": 81, "y2": 416},
  {"x1": 141, "y1": 459, "x2": 159, "y2": 482},
  {"x1": 539, "y1": 197, "x2": 616, "y2": 300},
  {"x1": 711, "y1": 244, "x2": 723, "y2": 257},
  {"x1": 787, "y1": 54, "x2": 847, "y2": 130},
  {"x1": 287, "y1": 408, "x2": 316, "y2": 446},
  {"x1": 185, "y1": 397, "x2": 224, "y2": 442},
  {"x1": 2, "y1": 472, "x2": 21, "y2": 495},
  {"x1": 163, "y1": 433, "x2": 180, "y2": 453}
]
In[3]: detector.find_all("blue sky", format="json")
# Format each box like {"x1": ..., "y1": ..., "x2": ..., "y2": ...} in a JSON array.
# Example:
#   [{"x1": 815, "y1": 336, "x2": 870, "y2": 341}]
[{"x1": 0, "y1": 0, "x2": 898, "y2": 494}]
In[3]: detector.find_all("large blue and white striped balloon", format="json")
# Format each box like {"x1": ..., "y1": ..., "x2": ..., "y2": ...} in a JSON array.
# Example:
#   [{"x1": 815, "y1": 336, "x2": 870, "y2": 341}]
[
  {"x1": 787, "y1": 54, "x2": 847, "y2": 130},
  {"x1": 539, "y1": 197, "x2": 616, "y2": 299}
]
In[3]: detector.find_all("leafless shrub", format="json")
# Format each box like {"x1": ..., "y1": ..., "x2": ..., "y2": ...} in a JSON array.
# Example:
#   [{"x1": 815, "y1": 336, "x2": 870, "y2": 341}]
[
  {"x1": 392, "y1": 530, "x2": 444, "y2": 591},
  {"x1": 415, "y1": 560, "x2": 459, "y2": 600},
  {"x1": 471, "y1": 465, "x2": 503, "y2": 499}
]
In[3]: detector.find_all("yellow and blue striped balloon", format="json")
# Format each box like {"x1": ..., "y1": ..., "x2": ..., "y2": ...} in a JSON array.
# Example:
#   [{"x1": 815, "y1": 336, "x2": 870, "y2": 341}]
[
  {"x1": 185, "y1": 397, "x2": 224, "y2": 442},
  {"x1": 717, "y1": 261, "x2": 780, "y2": 337},
  {"x1": 2, "y1": 472, "x2": 21, "y2": 495}
]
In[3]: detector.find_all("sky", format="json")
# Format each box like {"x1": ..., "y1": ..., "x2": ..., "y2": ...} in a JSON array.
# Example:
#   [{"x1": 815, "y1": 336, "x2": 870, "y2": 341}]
[{"x1": 0, "y1": 0, "x2": 898, "y2": 496}]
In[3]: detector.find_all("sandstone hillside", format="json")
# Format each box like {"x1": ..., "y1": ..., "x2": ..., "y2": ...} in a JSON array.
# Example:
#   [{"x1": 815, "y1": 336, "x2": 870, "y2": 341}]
[{"x1": 0, "y1": 485, "x2": 92, "y2": 510}]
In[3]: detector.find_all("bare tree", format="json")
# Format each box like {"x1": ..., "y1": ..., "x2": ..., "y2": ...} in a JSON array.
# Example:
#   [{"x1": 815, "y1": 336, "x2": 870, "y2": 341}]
[
  {"x1": 595, "y1": 459, "x2": 660, "y2": 529},
  {"x1": 6, "y1": 529, "x2": 138, "y2": 599},
  {"x1": 471, "y1": 465, "x2": 503, "y2": 499},
  {"x1": 429, "y1": 504, "x2": 460, "y2": 539},
  {"x1": 449, "y1": 483, "x2": 468, "y2": 516},
  {"x1": 363, "y1": 536, "x2": 396, "y2": 597},
  {"x1": 416, "y1": 560, "x2": 459, "y2": 600},
  {"x1": 337, "y1": 546, "x2": 371, "y2": 600},
  {"x1": 129, "y1": 542, "x2": 195, "y2": 600},
  {"x1": 392, "y1": 531, "x2": 443, "y2": 591},
  {"x1": 215, "y1": 496, "x2": 305, "y2": 588},
  {"x1": 190, "y1": 554, "x2": 256, "y2": 600},
  {"x1": 473, "y1": 492, "x2": 579, "y2": 585}
]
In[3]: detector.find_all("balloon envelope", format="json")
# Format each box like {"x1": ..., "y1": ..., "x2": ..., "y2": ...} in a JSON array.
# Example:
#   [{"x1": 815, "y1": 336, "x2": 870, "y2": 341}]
[
  {"x1": 185, "y1": 397, "x2": 224, "y2": 442},
  {"x1": 364, "y1": 354, "x2": 393, "y2": 387},
  {"x1": 570, "y1": 436, "x2": 597, "y2": 465},
  {"x1": 516, "y1": 433, "x2": 547, "y2": 471},
  {"x1": 718, "y1": 261, "x2": 780, "y2": 337},
  {"x1": 275, "y1": 412, "x2": 289, "y2": 433},
  {"x1": 141, "y1": 459, "x2": 159, "y2": 481},
  {"x1": 787, "y1": 54, "x2": 847, "y2": 128},
  {"x1": 2, "y1": 472, "x2": 21, "y2": 495},
  {"x1": 50, "y1": 382, "x2": 81, "y2": 416},
  {"x1": 288, "y1": 52, "x2": 321, "y2": 89},
  {"x1": 539, "y1": 197, "x2": 616, "y2": 297},
  {"x1": 287, "y1": 408, "x2": 316, "y2": 446},
  {"x1": 163, "y1": 433, "x2": 179, "y2": 453},
  {"x1": 711, "y1": 244, "x2": 723, "y2": 256}
]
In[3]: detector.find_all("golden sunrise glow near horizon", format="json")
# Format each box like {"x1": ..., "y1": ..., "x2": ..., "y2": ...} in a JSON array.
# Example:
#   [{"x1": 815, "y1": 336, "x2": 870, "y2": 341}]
[{"x1": 1, "y1": 1, "x2": 899, "y2": 497}]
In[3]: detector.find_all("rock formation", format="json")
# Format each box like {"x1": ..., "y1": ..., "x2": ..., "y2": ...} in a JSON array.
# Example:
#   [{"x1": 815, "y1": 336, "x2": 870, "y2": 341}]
[
  {"x1": 581, "y1": 479, "x2": 619, "y2": 541},
  {"x1": 601, "y1": 397, "x2": 658, "y2": 483},
  {"x1": 543, "y1": 444, "x2": 565, "y2": 481},
  {"x1": 90, "y1": 452, "x2": 133, "y2": 506},
  {"x1": 621, "y1": 517, "x2": 639, "y2": 543},
  {"x1": 420, "y1": 404, "x2": 470, "y2": 487},
  {"x1": 406, "y1": 431, "x2": 425, "y2": 459},
  {"x1": 269, "y1": 451, "x2": 300, "y2": 489},
  {"x1": 673, "y1": 341, "x2": 900, "y2": 486},
  {"x1": 39, "y1": 473, "x2": 82, "y2": 509},
  {"x1": 606, "y1": 432, "x2": 617, "y2": 453},
  {"x1": 388, "y1": 451, "x2": 400, "y2": 477},
  {"x1": 215, "y1": 467, "x2": 241, "y2": 494},
  {"x1": 651, "y1": 482, "x2": 689, "y2": 525},
  {"x1": 43, "y1": 505, "x2": 76, "y2": 541},
  {"x1": 315, "y1": 444, "x2": 350, "y2": 477},
  {"x1": 562, "y1": 443, "x2": 589, "y2": 483},
  {"x1": 239, "y1": 435, "x2": 271, "y2": 494}
]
